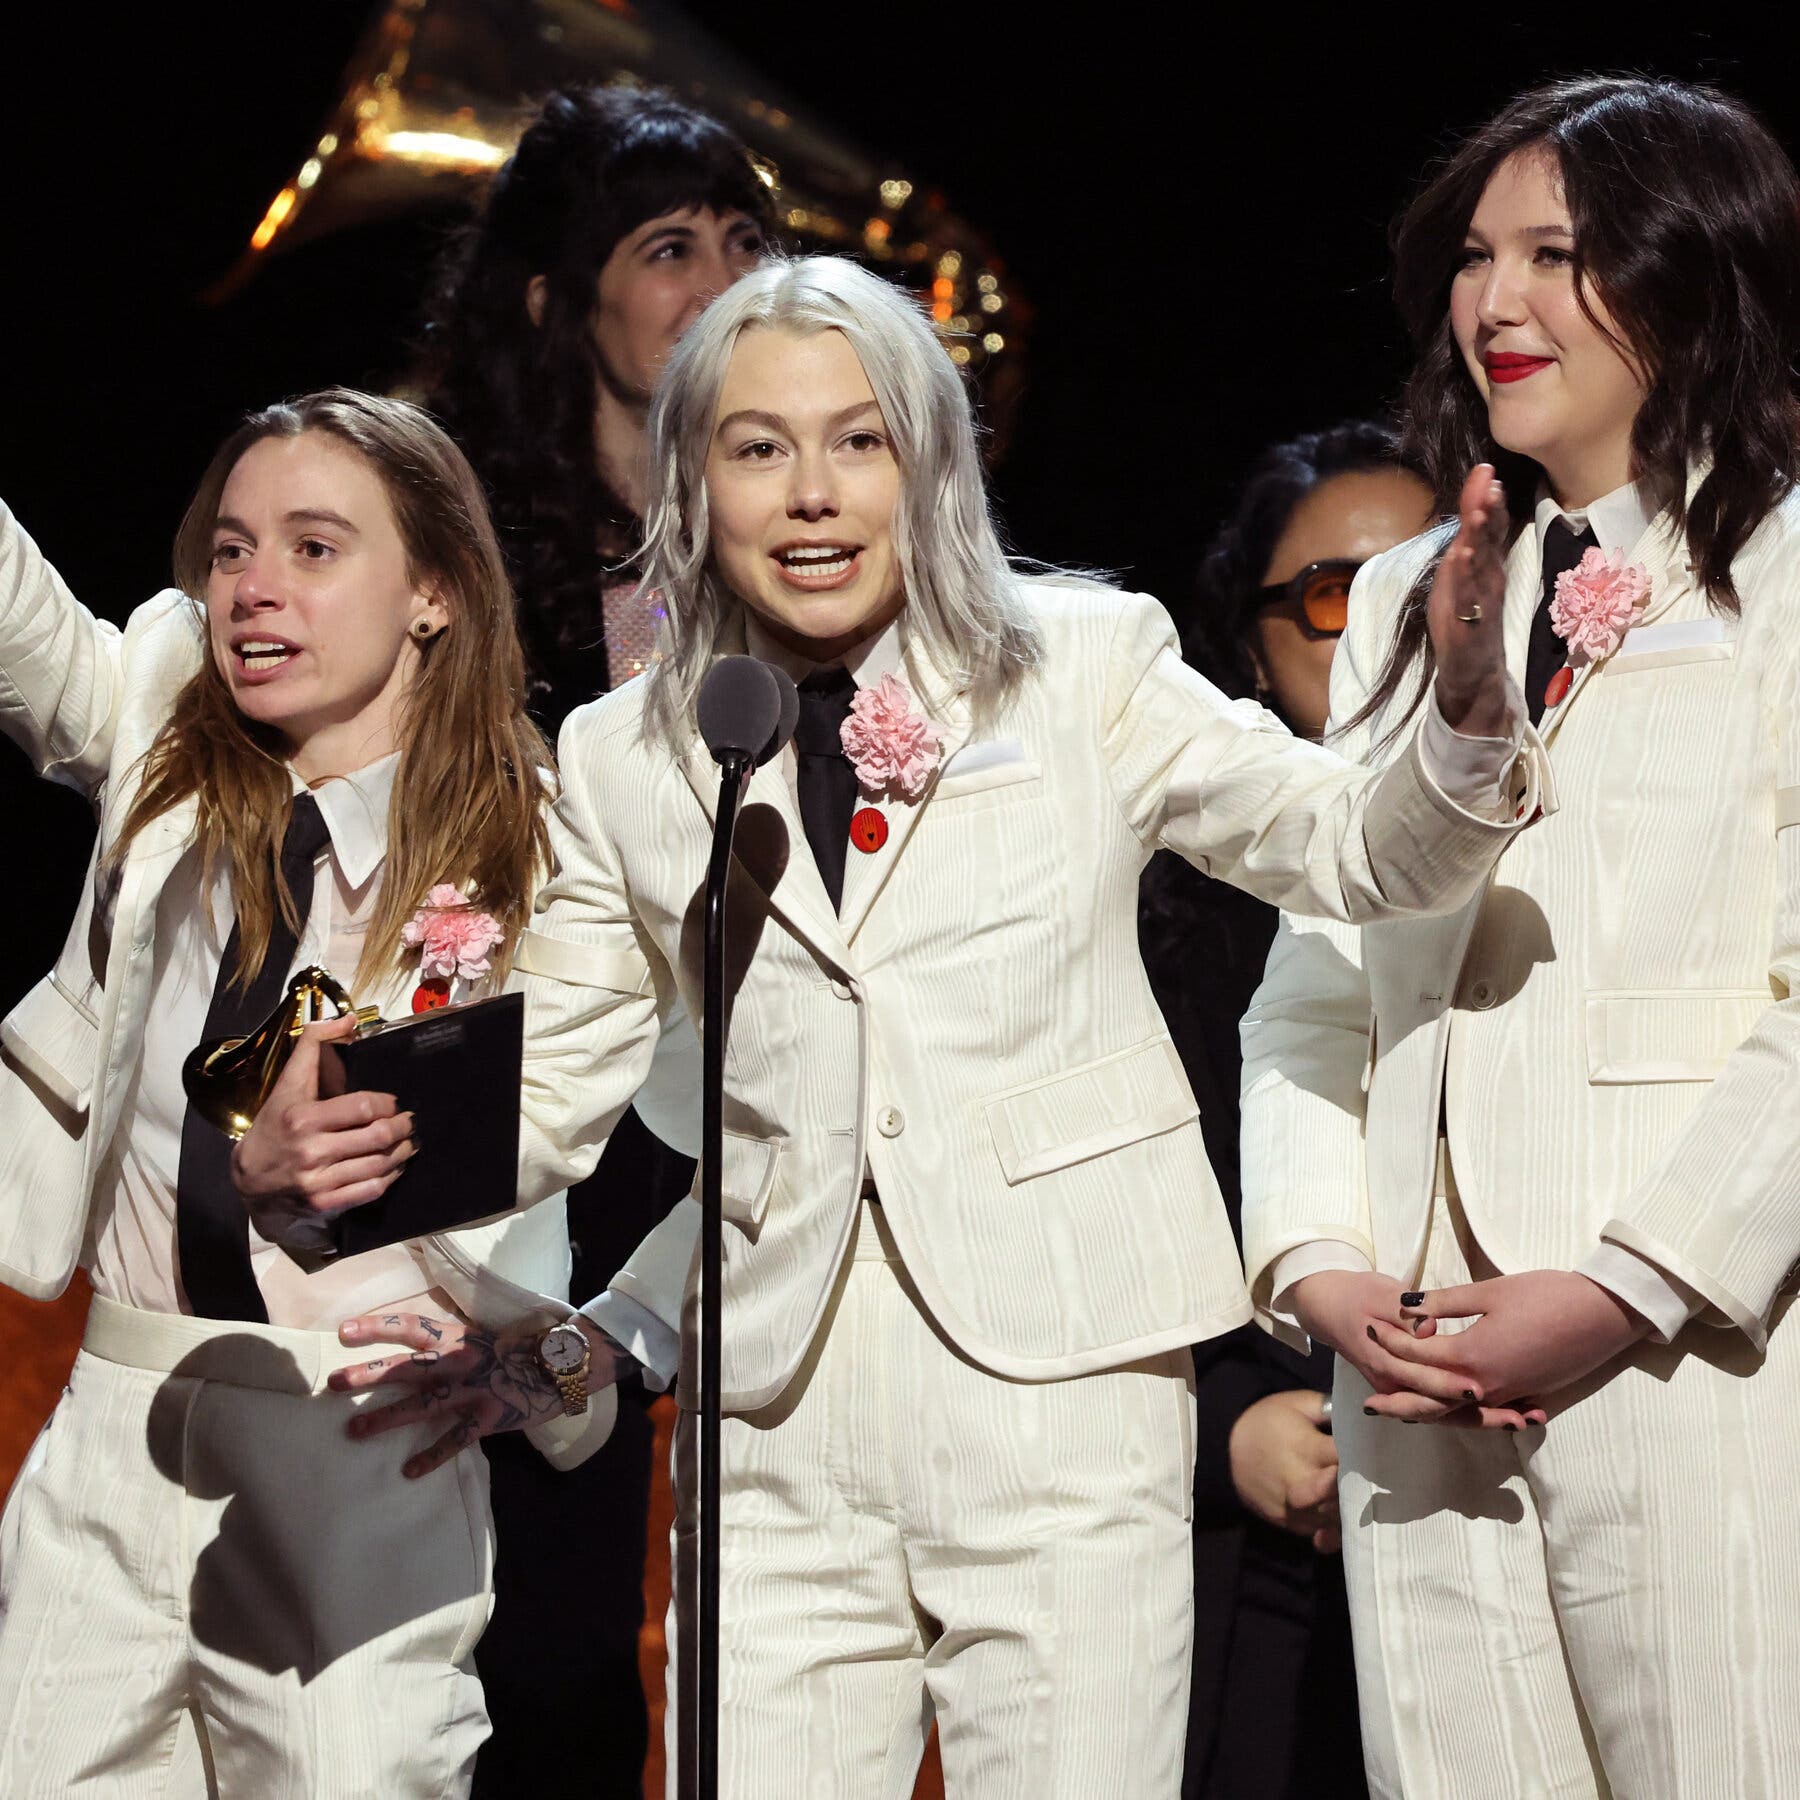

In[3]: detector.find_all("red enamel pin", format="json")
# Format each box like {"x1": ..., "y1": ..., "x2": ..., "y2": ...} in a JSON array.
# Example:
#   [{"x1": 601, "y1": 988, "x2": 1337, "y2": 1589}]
[
  {"x1": 1543, "y1": 666, "x2": 1573, "y2": 710},
  {"x1": 850, "y1": 807, "x2": 888, "y2": 853}
]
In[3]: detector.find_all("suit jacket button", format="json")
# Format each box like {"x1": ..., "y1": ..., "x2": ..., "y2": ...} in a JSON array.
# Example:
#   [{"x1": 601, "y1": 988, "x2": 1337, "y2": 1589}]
[
  {"x1": 1469, "y1": 980, "x2": 1498, "y2": 1009},
  {"x1": 831, "y1": 979, "x2": 853, "y2": 1001},
  {"x1": 877, "y1": 1106, "x2": 905, "y2": 1137}
]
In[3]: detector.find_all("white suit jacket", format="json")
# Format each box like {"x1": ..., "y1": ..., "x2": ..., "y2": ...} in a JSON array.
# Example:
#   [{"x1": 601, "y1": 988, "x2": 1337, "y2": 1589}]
[
  {"x1": 0, "y1": 501, "x2": 611, "y2": 1466},
  {"x1": 512, "y1": 581, "x2": 1544, "y2": 1411},
  {"x1": 1242, "y1": 491, "x2": 1800, "y2": 1354}
]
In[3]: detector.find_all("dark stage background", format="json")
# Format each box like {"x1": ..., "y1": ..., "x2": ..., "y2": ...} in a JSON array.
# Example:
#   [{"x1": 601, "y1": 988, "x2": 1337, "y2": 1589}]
[{"x1": 3, "y1": 8, "x2": 1795, "y2": 989}]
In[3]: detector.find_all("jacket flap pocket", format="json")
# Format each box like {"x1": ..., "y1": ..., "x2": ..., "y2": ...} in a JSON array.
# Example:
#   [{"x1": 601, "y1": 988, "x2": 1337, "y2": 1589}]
[
  {"x1": 697, "y1": 1131, "x2": 783, "y2": 1230},
  {"x1": 1584, "y1": 988, "x2": 1769, "y2": 1084},
  {"x1": 0, "y1": 974, "x2": 100, "y2": 1116},
  {"x1": 984, "y1": 1037, "x2": 1197, "y2": 1184}
]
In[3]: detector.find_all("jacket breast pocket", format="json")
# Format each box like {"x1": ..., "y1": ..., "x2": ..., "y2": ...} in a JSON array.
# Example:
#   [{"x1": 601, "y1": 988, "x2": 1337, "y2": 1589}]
[
  {"x1": 930, "y1": 760, "x2": 1044, "y2": 807},
  {"x1": 1605, "y1": 628, "x2": 1734, "y2": 677},
  {"x1": 983, "y1": 1036, "x2": 1198, "y2": 1183},
  {"x1": 1584, "y1": 987, "x2": 1769, "y2": 1083},
  {"x1": 697, "y1": 1130, "x2": 784, "y2": 1236},
  {"x1": 0, "y1": 973, "x2": 100, "y2": 1121}
]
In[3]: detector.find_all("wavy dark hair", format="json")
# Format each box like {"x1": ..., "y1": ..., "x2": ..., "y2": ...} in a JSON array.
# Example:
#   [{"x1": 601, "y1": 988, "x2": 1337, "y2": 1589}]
[
  {"x1": 1346, "y1": 75, "x2": 1800, "y2": 747},
  {"x1": 418, "y1": 84, "x2": 775, "y2": 716},
  {"x1": 1182, "y1": 419, "x2": 1423, "y2": 706}
]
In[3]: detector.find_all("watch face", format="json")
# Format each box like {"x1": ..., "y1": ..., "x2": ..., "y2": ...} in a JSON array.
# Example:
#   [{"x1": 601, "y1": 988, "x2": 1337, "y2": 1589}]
[{"x1": 541, "y1": 1326, "x2": 587, "y2": 1374}]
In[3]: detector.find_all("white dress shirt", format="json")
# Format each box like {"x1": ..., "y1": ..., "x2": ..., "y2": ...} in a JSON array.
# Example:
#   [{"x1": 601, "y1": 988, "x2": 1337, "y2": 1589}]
[
  {"x1": 585, "y1": 602, "x2": 1530, "y2": 1390},
  {"x1": 87, "y1": 752, "x2": 453, "y2": 1330},
  {"x1": 1270, "y1": 479, "x2": 1704, "y2": 1343}
]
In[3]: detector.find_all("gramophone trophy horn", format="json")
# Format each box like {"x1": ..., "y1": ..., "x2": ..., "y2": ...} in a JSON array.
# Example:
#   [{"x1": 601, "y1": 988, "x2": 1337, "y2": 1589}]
[
  {"x1": 182, "y1": 966, "x2": 382, "y2": 1142},
  {"x1": 206, "y1": 0, "x2": 1026, "y2": 444}
]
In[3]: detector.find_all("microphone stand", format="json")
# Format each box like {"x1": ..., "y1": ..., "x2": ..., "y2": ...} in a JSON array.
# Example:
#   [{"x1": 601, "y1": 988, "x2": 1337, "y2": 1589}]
[{"x1": 696, "y1": 744, "x2": 752, "y2": 1800}]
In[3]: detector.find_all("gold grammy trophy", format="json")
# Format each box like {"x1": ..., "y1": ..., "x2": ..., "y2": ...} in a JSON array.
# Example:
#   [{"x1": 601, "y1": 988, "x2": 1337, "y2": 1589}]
[
  {"x1": 181, "y1": 967, "x2": 382, "y2": 1141},
  {"x1": 208, "y1": 0, "x2": 1028, "y2": 455}
]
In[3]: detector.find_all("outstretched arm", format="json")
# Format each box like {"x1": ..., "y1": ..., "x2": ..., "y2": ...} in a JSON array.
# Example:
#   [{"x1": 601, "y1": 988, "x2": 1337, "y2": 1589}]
[
  {"x1": 0, "y1": 497, "x2": 137, "y2": 796},
  {"x1": 1106, "y1": 467, "x2": 1540, "y2": 928}
]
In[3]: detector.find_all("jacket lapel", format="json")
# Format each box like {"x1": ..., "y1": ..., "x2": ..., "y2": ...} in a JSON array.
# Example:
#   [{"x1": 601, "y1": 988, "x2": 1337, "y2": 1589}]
[
  {"x1": 834, "y1": 642, "x2": 971, "y2": 944},
  {"x1": 676, "y1": 736, "x2": 854, "y2": 973},
  {"x1": 1501, "y1": 525, "x2": 1547, "y2": 692},
  {"x1": 86, "y1": 794, "x2": 199, "y2": 1190},
  {"x1": 1537, "y1": 505, "x2": 1695, "y2": 747}
]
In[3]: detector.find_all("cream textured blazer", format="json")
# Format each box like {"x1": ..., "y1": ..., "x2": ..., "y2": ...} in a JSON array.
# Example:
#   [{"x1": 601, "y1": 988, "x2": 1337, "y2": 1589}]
[
  {"x1": 0, "y1": 503, "x2": 608, "y2": 1467},
  {"x1": 1242, "y1": 493, "x2": 1800, "y2": 1353},
  {"x1": 512, "y1": 581, "x2": 1541, "y2": 1411}
]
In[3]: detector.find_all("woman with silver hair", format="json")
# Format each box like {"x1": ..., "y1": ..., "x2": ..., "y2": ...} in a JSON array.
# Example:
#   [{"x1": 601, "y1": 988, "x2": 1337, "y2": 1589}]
[{"x1": 257, "y1": 254, "x2": 1540, "y2": 1796}]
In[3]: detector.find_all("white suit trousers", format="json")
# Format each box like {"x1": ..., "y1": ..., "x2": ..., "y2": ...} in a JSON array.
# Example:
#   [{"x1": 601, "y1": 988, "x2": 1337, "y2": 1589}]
[
  {"x1": 1334, "y1": 1169, "x2": 1800, "y2": 1800},
  {"x1": 0, "y1": 1296, "x2": 495, "y2": 1798},
  {"x1": 665, "y1": 1201, "x2": 1196, "y2": 1799}
]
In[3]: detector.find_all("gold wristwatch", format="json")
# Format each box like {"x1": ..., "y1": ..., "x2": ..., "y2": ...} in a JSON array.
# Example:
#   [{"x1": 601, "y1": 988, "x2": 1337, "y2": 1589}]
[{"x1": 536, "y1": 1322, "x2": 592, "y2": 1417}]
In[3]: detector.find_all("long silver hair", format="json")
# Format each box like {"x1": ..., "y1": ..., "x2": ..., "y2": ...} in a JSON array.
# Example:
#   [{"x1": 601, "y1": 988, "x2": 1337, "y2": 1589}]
[{"x1": 638, "y1": 254, "x2": 1044, "y2": 746}]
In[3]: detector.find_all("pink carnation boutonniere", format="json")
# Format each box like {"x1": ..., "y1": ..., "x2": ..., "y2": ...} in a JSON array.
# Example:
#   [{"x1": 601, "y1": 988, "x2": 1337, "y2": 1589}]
[
  {"x1": 1550, "y1": 547, "x2": 1651, "y2": 667},
  {"x1": 401, "y1": 883, "x2": 506, "y2": 1012},
  {"x1": 839, "y1": 673, "x2": 945, "y2": 800}
]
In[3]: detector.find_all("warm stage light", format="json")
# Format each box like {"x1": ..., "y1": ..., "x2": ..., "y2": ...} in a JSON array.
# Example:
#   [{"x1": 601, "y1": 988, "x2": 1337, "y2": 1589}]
[{"x1": 250, "y1": 187, "x2": 298, "y2": 250}]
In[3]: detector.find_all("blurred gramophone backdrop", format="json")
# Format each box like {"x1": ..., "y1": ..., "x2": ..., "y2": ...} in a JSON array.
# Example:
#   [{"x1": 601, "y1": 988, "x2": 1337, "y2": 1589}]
[{"x1": 0, "y1": 2, "x2": 1795, "y2": 1790}]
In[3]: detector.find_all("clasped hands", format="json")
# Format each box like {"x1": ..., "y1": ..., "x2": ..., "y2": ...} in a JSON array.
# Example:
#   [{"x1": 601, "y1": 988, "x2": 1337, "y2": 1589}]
[{"x1": 1289, "y1": 1267, "x2": 1652, "y2": 1430}]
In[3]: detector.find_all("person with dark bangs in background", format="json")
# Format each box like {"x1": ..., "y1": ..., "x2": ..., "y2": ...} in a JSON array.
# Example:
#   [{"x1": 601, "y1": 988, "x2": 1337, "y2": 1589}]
[
  {"x1": 1242, "y1": 77, "x2": 1800, "y2": 1798},
  {"x1": 1140, "y1": 422, "x2": 1432, "y2": 1800},
  {"x1": 417, "y1": 82, "x2": 776, "y2": 1795}
]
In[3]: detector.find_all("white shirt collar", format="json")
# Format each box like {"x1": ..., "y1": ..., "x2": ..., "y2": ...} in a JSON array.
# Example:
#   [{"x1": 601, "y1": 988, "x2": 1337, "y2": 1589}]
[
  {"x1": 293, "y1": 750, "x2": 399, "y2": 890},
  {"x1": 742, "y1": 609, "x2": 907, "y2": 692},
  {"x1": 1533, "y1": 477, "x2": 1657, "y2": 563}
]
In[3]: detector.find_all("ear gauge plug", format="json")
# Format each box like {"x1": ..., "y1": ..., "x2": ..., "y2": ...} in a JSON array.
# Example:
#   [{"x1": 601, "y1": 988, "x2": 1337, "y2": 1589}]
[{"x1": 411, "y1": 617, "x2": 436, "y2": 640}]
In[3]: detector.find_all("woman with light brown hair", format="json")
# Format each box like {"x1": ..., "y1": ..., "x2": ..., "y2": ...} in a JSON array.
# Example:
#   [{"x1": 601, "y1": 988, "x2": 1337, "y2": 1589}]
[{"x1": 0, "y1": 388, "x2": 603, "y2": 1795}]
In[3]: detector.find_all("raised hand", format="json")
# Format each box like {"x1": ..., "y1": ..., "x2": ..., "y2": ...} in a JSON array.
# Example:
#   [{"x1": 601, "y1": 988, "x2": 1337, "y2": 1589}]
[
  {"x1": 1425, "y1": 463, "x2": 1516, "y2": 738},
  {"x1": 230, "y1": 1015, "x2": 414, "y2": 1246}
]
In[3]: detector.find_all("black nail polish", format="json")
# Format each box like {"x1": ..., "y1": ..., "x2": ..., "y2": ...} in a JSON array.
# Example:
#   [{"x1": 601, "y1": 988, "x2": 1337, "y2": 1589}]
[
  {"x1": 1504, "y1": 1422, "x2": 1519, "y2": 1432},
  {"x1": 1362, "y1": 1406, "x2": 1377, "y2": 1417},
  {"x1": 1463, "y1": 1389, "x2": 1477, "y2": 1401},
  {"x1": 1401, "y1": 1291, "x2": 1425, "y2": 1307},
  {"x1": 1366, "y1": 1324, "x2": 1379, "y2": 1343}
]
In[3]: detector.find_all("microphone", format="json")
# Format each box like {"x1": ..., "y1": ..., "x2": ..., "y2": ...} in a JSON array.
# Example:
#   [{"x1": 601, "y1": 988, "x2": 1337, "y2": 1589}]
[
  {"x1": 763, "y1": 664, "x2": 799, "y2": 767},
  {"x1": 690, "y1": 649, "x2": 796, "y2": 1797},
  {"x1": 697, "y1": 656, "x2": 795, "y2": 768}
]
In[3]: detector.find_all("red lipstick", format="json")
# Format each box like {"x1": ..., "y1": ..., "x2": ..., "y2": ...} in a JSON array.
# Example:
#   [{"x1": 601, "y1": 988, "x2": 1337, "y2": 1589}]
[{"x1": 1485, "y1": 352, "x2": 1553, "y2": 384}]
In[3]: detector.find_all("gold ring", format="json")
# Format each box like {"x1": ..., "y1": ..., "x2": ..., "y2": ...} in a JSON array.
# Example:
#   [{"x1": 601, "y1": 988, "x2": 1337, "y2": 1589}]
[{"x1": 1455, "y1": 604, "x2": 1483, "y2": 622}]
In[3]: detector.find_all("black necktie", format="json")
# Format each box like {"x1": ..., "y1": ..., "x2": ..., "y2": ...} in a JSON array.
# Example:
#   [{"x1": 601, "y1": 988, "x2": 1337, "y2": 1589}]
[
  {"x1": 1527, "y1": 519, "x2": 1598, "y2": 725},
  {"x1": 175, "y1": 792, "x2": 331, "y2": 1320},
  {"x1": 794, "y1": 668, "x2": 858, "y2": 913}
]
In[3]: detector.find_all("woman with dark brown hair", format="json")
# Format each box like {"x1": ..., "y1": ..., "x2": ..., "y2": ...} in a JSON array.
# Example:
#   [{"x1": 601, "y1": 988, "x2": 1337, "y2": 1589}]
[
  {"x1": 0, "y1": 389, "x2": 593, "y2": 1796},
  {"x1": 1241, "y1": 77, "x2": 1800, "y2": 1797}
]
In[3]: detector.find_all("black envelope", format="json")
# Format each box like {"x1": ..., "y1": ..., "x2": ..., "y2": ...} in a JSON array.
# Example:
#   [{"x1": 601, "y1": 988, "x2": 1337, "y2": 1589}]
[{"x1": 318, "y1": 991, "x2": 523, "y2": 1257}]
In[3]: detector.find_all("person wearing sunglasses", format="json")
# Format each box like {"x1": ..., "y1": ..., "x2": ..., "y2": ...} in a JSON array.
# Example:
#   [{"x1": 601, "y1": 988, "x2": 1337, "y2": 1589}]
[
  {"x1": 1139, "y1": 421, "x2": 1432, "y2": 1799},
  {"x1": 1228, "y1": 431, "x2": 1435, "y2": 741}
]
